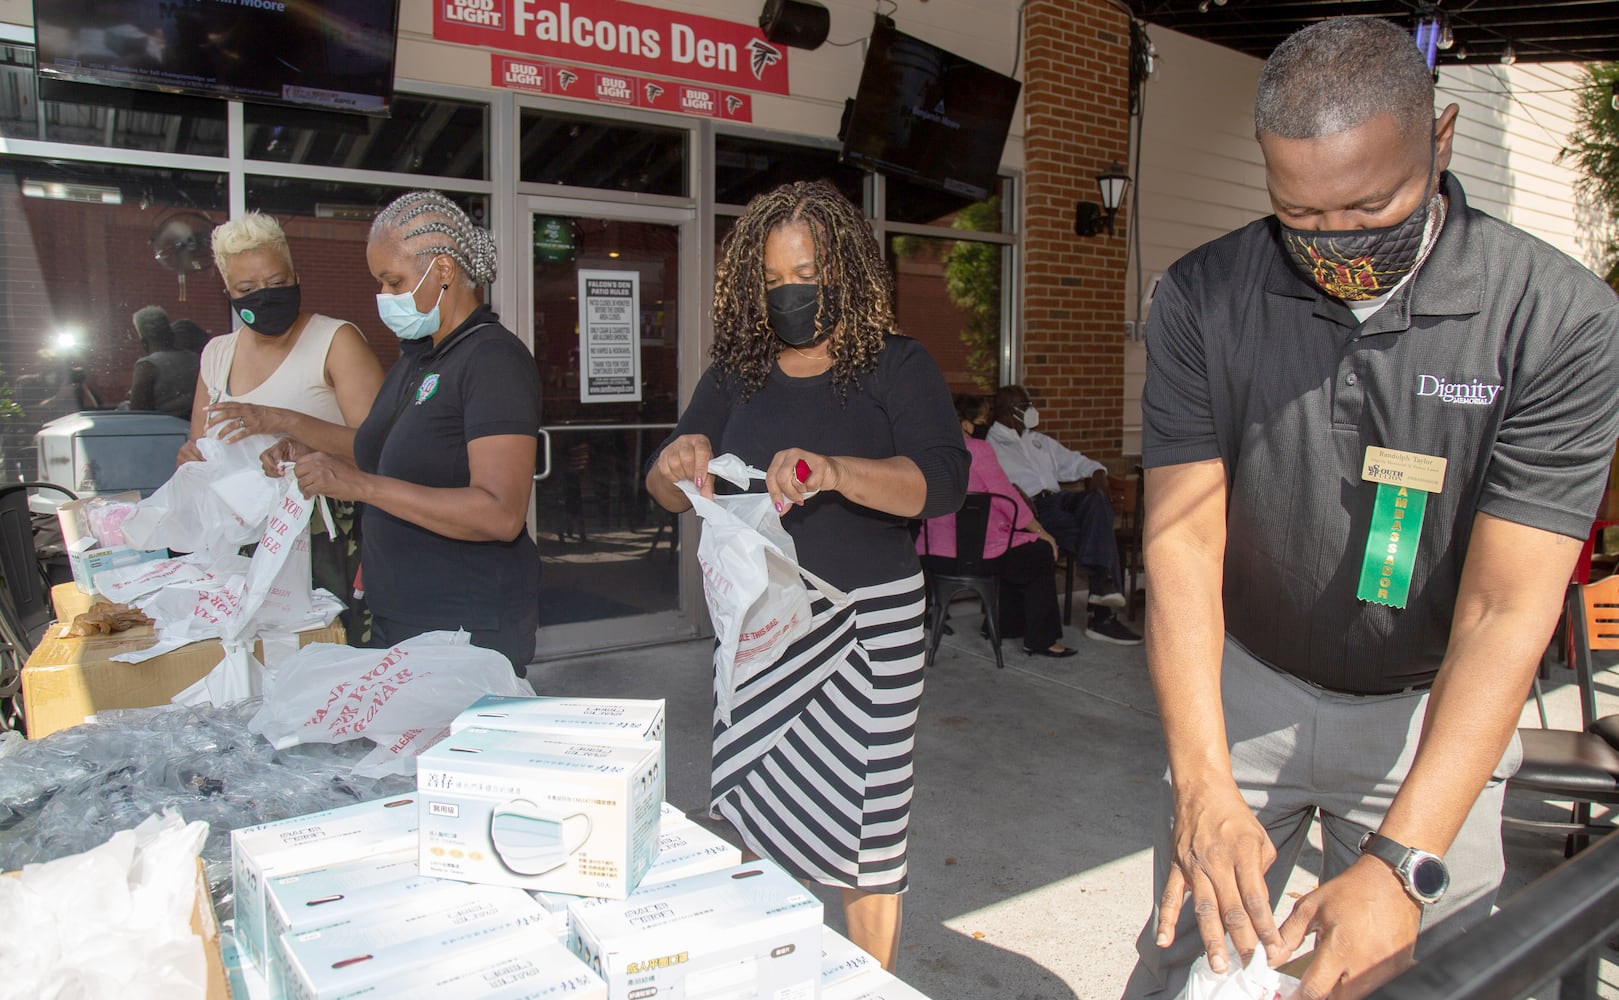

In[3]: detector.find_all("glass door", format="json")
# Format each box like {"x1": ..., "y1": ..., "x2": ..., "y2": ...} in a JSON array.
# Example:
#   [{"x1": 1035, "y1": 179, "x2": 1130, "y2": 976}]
[{"x1": 522, "y1": 198, "x2": 700, "y2": 657}]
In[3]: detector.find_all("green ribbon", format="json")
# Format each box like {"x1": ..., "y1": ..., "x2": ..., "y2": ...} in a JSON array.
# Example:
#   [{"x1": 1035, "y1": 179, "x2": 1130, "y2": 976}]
[{"x1": 1356, "y1": 483, "x2": 1427, "y2": 609}]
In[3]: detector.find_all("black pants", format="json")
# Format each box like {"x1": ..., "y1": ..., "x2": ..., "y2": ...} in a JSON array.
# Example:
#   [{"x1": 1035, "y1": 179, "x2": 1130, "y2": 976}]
[
  {"x1": 1032, "y1": 489, "x2": 1120, "y2": 593},
  {"x1": 922, "y1": 539, "x2": 1063, "y2": 652},
  {"x1": 369, "y1": 608, "x2": 537, "y2": 678}
]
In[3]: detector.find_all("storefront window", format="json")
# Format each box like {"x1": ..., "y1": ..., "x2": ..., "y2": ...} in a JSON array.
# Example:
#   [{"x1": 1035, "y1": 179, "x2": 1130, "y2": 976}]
[
  {"x1": 888, "y1": 229, "x2": 1005, "y2": 392},
  {"x1": 713, "y1": 134, "x2": 864, "y2": 208},
  {"x1": 246, "y1": 179, "x2": 490, "y2": 371},
  {"x1": 886, "y1": 175, "x2": 1005, "y2": 232},
  {"x1": 0, "y1": 50, "x2": 226, "y2": 155},
  {"x1": 245, "y1": 95, "x2": 488, "y2": 181},
  {"x1": 0, "y1": 159, "x2": 227, "y2": 483},
  {"x1": 519, "y1": 109, "x2": 687, "y2": 197}
]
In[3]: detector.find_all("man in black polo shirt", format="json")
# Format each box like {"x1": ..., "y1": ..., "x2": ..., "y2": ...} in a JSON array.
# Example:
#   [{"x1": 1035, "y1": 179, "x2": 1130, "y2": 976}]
[{"x1": 1127, "y1": 17, "x2": 1619, "y2": 999}]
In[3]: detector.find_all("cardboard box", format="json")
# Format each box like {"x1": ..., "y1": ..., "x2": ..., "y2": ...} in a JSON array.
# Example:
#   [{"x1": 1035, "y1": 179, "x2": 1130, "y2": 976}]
[
  {"x1": 821, "y1": 927, "x2": 882, "y2": 991},
  {"x1": 531, "y1": 811, "x2": 742, "y2": 924},
  {"x1": 418, "y1": 730, "x2": 663, "y2": 899},
  {"x1": 821, "y1": 969, "x2": 933, "y2": 1000},
  {"x1": 21, "y1": 618, "x2": 346, "y2": 739},
  {"x1": 232, "y1": 795, "x2": 421, "y2": 973},
  {"x1": 278, "y1": 883, "x2": 547, "y2": 1000},
  {"x1": 316, "y1": 925, "x2": 605, "y2": 1000},
  {"x1": 567, "y1": 860, "x2": 822, "y2": 1000},
  {"x1": 262, "y1": 852, "x2": 424, "y2": 995},
  {"x1": 50, "y1": 580, "x2": 104, "y2": 622},
  {"x1": 56, "y1": 492, "x2": 168, "y2": 595},
  {"x1": 6, "y1": 857, "x2": 231, "y2": 1000}
]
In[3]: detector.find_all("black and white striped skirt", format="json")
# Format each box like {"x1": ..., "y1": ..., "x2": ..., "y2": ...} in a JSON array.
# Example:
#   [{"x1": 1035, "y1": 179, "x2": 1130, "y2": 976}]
[{"x1": 710, "y1": 572, "x2": 926, "y2": 894}]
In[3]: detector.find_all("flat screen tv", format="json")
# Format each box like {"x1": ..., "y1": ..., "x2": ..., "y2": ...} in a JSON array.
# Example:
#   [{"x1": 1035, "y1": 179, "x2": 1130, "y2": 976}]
[
  {"x1": 32, "y1": 0, "x2": 399, "y2": 116},
  {"x1": 839, "y1": 20, "x2": 1021, "y2": 201}
]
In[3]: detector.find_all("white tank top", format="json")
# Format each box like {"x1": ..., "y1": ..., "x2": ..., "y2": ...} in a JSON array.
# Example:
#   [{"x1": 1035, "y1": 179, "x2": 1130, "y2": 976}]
[{"x1": 200, "y1": 314, "x2": 347, "y2": 427}]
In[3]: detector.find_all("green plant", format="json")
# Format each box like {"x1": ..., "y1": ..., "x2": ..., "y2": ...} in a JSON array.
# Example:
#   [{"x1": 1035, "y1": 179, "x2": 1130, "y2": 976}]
[
  {"x1": 1562, "y1": 62, "x2": 1619, "y2": 287},
  {"x1": 0, "y1": 369, "x2": 23, "y2": 423},
  {"x1": 941, "y1": 197, "x2": 1003, "y2": 389}
]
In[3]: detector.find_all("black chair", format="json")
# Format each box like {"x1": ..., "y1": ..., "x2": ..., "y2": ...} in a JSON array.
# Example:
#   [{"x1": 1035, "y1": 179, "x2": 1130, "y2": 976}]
[
  {"x1": 920, "y1": 492, "x2": 1018, "y2": 671},
  {"x1": 1505, "y1": 577, "x2": 1619, "y2": 855},
  {"x1": 0, "y1": 482, "x2": 78, "y2": 732}
]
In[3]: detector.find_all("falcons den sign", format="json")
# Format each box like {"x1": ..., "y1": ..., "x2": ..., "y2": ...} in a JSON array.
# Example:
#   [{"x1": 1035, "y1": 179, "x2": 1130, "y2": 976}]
[{"x1": 437, "y1": 0, "x2": 790, "y2": 96}]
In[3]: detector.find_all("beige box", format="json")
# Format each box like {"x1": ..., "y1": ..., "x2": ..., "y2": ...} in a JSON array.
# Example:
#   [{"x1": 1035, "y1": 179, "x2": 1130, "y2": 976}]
[{"x1": 21, "y1": 616, "x2": 345, "y2": 739}]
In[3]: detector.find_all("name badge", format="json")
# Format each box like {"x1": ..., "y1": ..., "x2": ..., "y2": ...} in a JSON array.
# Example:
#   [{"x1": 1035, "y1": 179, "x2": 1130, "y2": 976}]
[{"x1": 1356, "y1": 447, "x2": 1445, "y2": 610}]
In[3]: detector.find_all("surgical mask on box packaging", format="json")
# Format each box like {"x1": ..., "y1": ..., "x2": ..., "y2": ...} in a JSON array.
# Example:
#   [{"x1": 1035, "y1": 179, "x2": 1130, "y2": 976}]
[
  {"x1": 567, "y1": 859, "x2": 821, "y2": 1000},
  {"x1": 231, "y1": 796, "x2": 420, "y2": 972},
  {"x1": 821, "y1": 927, "x2": 882, "y2": 991},
  {"x1": 417, "y1": 730, "x2": 663, "y2": 898},
  {"x1": 530, "y1": 810, "x2": 742, "y2": 939},
  {"x1": 278, "y1": 882, "x2": 547, "y2": 1000},
  {"x1": 319, "y1": 926, "x2": 605, "y2": 1000}
]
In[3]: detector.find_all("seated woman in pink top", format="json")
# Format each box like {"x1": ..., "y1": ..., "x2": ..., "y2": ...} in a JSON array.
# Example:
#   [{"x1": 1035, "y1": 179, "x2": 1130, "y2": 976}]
[{"x1": 916, "y1": 395, "x2": 1076, "y2": 658}]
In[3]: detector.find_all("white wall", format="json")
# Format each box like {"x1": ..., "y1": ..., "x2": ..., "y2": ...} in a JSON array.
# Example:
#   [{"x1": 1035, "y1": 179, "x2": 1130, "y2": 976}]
[{"x1": 1120, "y1": 25, "x2": 1606, "y2": 457}]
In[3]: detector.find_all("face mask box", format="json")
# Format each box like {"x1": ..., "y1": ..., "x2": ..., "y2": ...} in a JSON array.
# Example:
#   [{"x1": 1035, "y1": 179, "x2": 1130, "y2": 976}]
[
  {"x1": 567, "y1": 860, "x2": 822, "y2": 1000},
  {"x1": 265, "y1": 868, "x2": 454, "y2": 997},
  {"x1": 278, "y1": 882, "x2": 548, "y2": 1000},
  {"x1": 56, "y1": 492, "x2": 168, "y2": 595},
  {"x1": 316, "y1": 926, "x2": 605, "y2": 1000},
  {"x1": 231, "y1": 795, "x2": 421, "y2": 972},
  {"x1": 821, "y1": 927, "x2": 882, "y2": 991},
  {"x1": 820, "y1": 970, "x2": 933, "y2": 1000},
  {"x1": 452, "y1": 696, "x2": 666, "y2": 757},
  {"x1": 417, "y1": 729, "x2": 664, "y2": 898}
]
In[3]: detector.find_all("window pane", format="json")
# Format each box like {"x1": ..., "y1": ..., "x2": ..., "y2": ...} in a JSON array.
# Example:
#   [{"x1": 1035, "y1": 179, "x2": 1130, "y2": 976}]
[
  {"x1": 17, "y1": 74, "x2": 228, "y2": 155},
  {"x1": 519, "y1": 109, "x2": 687, "y2": 197},
  {"x1": 888, "y1": 232, "x2": 1003, "y2": 392},
  {"x1": 714, "y1": 134, "x2": 864, "y2": 207},
  {"x1": 885, "y1": 174, "x2": 1005, "y2": 231},
  {"x1": 245, "y1": 95, "x2": 489, "y2": 181},
  {"x1": 245, "y1": 178, "x2": 491, "y2": 371},
  {"x1": 0, "y1": 159, "x2": 227, "y2": 484}
]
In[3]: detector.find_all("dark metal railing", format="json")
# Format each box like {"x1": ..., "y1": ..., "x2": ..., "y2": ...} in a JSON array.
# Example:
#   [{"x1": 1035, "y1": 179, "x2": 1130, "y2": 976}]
[{"x1": 1370, "y1": 831, "x2": 1619, "y2": 999}]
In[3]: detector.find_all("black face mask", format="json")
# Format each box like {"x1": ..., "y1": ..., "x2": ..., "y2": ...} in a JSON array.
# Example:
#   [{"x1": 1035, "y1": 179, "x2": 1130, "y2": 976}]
[
  {"x1": 969, "y1": 422, "x2": 990, "y2": 440},
  {"x1": 766, "y1": 283, "x2": 841, "y2": 347},
  {"x1": 231, "y1": 284, "x2": 302, "y2": 337}
]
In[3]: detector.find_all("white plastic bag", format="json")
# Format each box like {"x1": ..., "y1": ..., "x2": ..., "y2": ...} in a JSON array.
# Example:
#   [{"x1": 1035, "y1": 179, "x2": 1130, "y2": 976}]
[
  {"x1": 677, "y1": 454, "x2": 848, "y2": 724},
  {"x1": 123, "y1": 432, "x2": 281, "y2": 560},
  {"x1": 1178, "y1": 942, "x2": 1300, "y2": 1000},
  {"x1": 247, "y1": 631, "x2": 533, "y2": 778}
]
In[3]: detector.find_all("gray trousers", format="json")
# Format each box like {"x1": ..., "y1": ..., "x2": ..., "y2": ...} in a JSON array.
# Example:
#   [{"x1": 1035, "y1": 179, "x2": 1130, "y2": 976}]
[{"x1": 1127, "y1": 636, "x2": 1523, "y2": 996}]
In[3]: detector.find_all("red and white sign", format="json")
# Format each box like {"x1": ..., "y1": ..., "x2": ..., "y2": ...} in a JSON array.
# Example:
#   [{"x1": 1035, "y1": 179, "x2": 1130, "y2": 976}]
[
  {"x1": 440, "y1": 0, "x2": 789, "y2": 96},
  {"x1": 492, "y1": 55, "x2": 753, "y2": 122}
]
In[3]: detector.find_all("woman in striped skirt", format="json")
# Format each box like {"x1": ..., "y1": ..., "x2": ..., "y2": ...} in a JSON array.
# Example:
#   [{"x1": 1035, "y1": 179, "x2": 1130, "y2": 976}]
[{"x1": 647, "y1": 180, "x2": 968, "y2": 969}]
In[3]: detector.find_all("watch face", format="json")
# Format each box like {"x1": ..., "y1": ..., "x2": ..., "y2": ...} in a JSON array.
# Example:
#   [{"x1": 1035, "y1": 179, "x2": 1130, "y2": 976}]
[{"x1": 1411, "y1": 856, "x2": 1449, "y2": 899}]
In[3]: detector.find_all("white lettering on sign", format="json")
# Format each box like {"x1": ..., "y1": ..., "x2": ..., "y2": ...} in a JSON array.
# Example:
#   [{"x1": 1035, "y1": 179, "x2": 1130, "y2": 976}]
[
  {"x1": 517, "y1": 1, "x2": 663, "y2": 59},
  {"x1": 681, "y1": 88, "x2": 714, "y2": 113},
  {"x1": 670, "y1": 22, "x2": 737, "y2": 72},
  {"x1": 596, "y1": 75, "x2": 634, "y2": 101},
  {"x1": 444, "y1": 0, "x2": 504, "y2": 29},
  {"x1": 503, "y1": 61, "x2": 545, "y2": 87}
]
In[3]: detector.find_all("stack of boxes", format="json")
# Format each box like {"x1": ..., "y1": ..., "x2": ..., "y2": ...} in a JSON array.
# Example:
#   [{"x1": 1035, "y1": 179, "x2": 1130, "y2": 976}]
[{"x1": 230, "y1": 695, "x2": 928, "y2": 999}]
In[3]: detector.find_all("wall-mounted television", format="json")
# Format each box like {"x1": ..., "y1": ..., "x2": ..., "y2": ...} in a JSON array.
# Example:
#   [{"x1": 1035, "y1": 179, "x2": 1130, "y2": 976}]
[
  {"x1": 32, "y1": 0, "x2": 399, "y2": 116},
  {"x1": 839, "y1": 20, "x2": 1021, "y2": 201}
]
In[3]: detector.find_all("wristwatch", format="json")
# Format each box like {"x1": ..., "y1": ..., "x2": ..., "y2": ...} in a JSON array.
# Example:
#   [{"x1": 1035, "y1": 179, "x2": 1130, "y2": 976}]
[{"x1": 1359, "y1": 831, "x2": 1450, "y2": 905}]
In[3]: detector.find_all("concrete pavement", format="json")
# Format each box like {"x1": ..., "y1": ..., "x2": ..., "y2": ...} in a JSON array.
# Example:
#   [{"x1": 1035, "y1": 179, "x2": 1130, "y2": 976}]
[{"x1": 527, "y1": 606, "x2": 1618, "y2": 999}]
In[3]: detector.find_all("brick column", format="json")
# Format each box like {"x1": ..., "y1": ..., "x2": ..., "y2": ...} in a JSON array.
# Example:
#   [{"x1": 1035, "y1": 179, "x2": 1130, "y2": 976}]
[{"x1": 1022, "y1": 0, "x2": 1132, "y2": 461}]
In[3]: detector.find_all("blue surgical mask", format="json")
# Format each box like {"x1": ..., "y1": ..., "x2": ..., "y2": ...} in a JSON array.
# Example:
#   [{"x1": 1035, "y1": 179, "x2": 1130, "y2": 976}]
[{"x1": 376, "y1": 259, "x2": 446, "y2": 341}]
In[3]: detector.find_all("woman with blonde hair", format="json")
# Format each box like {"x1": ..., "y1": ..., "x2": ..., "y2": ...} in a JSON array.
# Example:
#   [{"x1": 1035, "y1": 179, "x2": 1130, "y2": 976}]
[{"x1": 183, "y1": 210, "x2": 385, "y2": 637}]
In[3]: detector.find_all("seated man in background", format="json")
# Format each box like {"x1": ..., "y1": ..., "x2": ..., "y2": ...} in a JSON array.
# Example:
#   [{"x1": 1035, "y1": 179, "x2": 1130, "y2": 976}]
[
  {"x1": 988, "y1": 384, "x2": 1140, "y2": 646},
  {"x1": 918, "y1": 395, "x2": 1076, "y2": 658}
]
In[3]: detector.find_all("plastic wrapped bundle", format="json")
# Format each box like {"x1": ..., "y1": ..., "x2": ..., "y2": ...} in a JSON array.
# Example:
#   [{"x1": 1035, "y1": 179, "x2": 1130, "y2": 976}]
[{"x1": 0, "y1": 702, "x2": 413, "y2": 917}]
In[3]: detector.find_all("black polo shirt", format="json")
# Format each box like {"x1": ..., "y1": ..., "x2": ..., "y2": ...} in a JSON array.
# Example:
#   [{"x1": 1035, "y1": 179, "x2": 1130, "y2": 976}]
[
  {"x1": 353, "y1": 306, "x2": 542, "y2": 632},
  {"x1": 1142, "y1": 173, "x2": 1619, "y2": 693}
]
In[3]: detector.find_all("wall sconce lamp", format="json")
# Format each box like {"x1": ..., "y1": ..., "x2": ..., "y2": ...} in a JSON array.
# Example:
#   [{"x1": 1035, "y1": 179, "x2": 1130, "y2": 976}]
[{"x1": 1074, "y1": 161, "x2": 1131, "y2": 238}]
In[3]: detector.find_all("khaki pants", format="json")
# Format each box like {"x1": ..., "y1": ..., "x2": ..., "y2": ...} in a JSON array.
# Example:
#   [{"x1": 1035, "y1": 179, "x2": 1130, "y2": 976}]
[{"x1": 1126, "y1": 636, "x2": 1522, "y2": 996}]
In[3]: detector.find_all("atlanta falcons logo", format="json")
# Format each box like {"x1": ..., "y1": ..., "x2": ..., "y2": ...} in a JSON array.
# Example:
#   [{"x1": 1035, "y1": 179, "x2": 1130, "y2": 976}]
[
  {"x1": 725, "y1": 95, "x2": 744, "y2": 115},
  {"x1": 746, "y1": 38, "x2": 782, "y2": 80},
  {"x1": 645, "y1": 83, "x2": 664, "y2": 102},
  {"x1": 557, "y1": 70, "x2": 579, "y2": 90}
]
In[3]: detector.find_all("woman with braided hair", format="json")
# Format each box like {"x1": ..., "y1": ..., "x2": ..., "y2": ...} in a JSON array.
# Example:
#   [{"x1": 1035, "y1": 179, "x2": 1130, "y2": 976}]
[
  {"x1": 647, "y1": 179, "x2": 967, "y2": 967},
  {"x1": 267, "y1": 190, "x2": 542, "y2": 672}
]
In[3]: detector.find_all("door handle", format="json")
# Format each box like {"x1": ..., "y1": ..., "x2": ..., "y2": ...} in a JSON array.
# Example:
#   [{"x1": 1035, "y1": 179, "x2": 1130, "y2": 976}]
[{"x1": 533, "y1": 428, "x2": 552, "y2": 481}]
